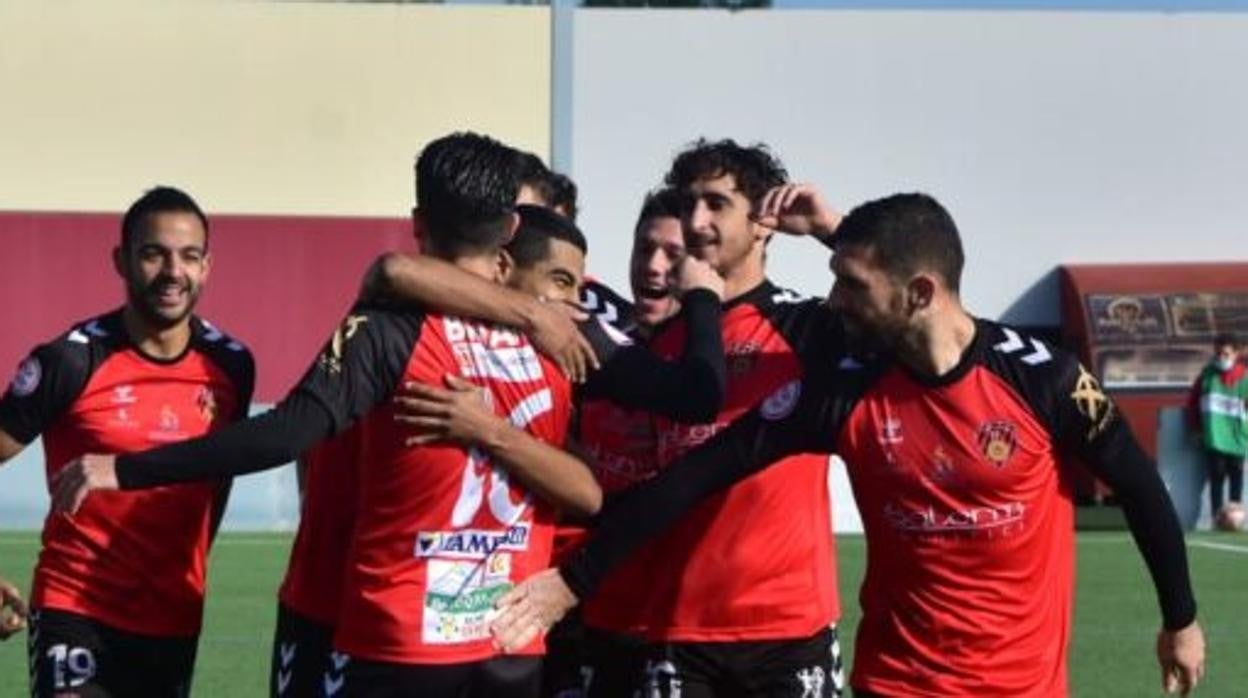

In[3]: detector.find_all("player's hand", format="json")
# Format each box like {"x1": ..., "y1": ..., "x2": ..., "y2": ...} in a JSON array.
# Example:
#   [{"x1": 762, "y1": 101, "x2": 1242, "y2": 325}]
[
  {"x1": 1157, "y1": 620, "x2": 1206, "y2": 695},
  {"x1": 394, "y1": 375, "x2": 502, "y2": 447},
  {"x1": 673, "y1": 256, "x2": 724, "y2": 301},
  {"x1": 0, "y1": 576, "x2": 28, "y2": 641},
  {"x1": 753, "y1": 183, "x2": 842, "y2": 240},
  {"x1": 528, "y1": 299, "x2": 597, "y2": 384},
  {"x1": 490, "y1": 568, "x2": 577, "y2": 653},
  {"x1": 50, "y1": 454, "x2": 119, "y2": 515}
]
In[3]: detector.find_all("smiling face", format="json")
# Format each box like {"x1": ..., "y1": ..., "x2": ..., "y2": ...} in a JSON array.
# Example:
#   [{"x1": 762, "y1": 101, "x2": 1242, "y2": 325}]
[
  {"x1": 681, "y1": 173, "x2": 768, "y2": 284},
  {"x1": 506, "y1": 237, "x2": 586, "y2": 306},
  {"x1": 630, "y1": 214, "x2": 685, "y2": 328},
  {"x1": 115, "y1": 211, "x2": 210, "y2": 330}
]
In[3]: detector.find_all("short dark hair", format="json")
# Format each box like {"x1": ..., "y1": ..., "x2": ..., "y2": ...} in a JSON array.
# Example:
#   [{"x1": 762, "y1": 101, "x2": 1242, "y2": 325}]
[
  {"x1": 121, "y1": 186, "x2": 209, "y2": 252},
  {"x1": 834, "y1": 193, "x2": 966, "y2": 294},
  {"x1": 507, "y1": 204, "x2": 587, "y2": 269},
  {"x1": 416, "y1": 132, "x2": 522, "y2": 257},
  {"x1": 516, "y1": 152, "x2": 579, "y2": 221},
  {"x1": 549, "y1": 172, "x2": 579, "y2": 221},
  {"x1": 664, "y1": 138, "x2": 788, "y2": 211},
  {"x1": 634, "y1": 187, "x2": 683, "y2": 235},
  {"x1": 1214, "y1": 333, "x2": 1240, "y2": 349}
]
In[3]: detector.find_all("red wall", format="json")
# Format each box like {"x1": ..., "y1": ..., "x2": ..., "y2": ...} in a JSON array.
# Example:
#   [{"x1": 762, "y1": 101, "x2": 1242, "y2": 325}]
[{"x1": 1, "y1": 212, "x2": 415, "y2": 402}]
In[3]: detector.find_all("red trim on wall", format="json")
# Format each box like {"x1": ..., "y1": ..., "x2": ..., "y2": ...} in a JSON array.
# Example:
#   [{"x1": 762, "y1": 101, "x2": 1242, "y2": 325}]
[{"x1": 1, "y1": 211, "x2": 414, "y2": 402}]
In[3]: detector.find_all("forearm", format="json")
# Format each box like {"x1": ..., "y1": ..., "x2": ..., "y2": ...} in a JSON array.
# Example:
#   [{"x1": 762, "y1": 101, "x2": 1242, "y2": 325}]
[
  {"x1": 373, "y1": 253, "x2": 545, "y2": 333},
  {"x1": 584, "y1": 289, "x2": 725, "y2": 422},
  {"x1": 1086, "y1": 433, "x2": 1198, "y2": 630},
  {"x1": 115, "y1": 393, "x2": 335, "y2": 489},
  {"x1": 479, "y1": 421, "x2": 602, "y2": 518}
]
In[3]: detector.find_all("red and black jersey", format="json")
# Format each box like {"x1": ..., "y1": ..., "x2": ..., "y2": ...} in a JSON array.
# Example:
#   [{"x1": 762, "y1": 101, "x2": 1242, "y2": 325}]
[
  {"x1": 283, "y1": 305, "x2": 573, "y2": 665},
  {"x1": 564, "y1": 316, "x2": 1196, "y2": 696},
  {"x1": 617, "y1": 281, "x2": 838, "y2": 642},
  {"x1": 0, "y1": 309, "x2": 254, "y2": 637},
  {"x1": 277, "y1": 424, "x2": 365, "y2": 627}
]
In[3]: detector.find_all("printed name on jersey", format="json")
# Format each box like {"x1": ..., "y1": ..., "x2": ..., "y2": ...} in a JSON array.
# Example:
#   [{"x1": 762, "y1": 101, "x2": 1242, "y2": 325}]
[
  {"x1": 414, "y1": 523, "x2": 531, "y2": 560},
  {"x1": 977, "y1": 420, "x2": 1018, "y2": 467},
  {"x1": 1070, "y1": 365, "x2": 1115, "y2": 440},
  {"x1": 760, "y1": 380, "x2": 802, "y2": 421},
  {"x1": 992, "y1": 327, "x2": 1052, "y2": 365},
  {"x1": 444, "y1": 318, "x2": 544, "y2": 383},
  {"x1": 8, "y1": 356, "x2": 41, "y2": 397},
  {"x1": 319, "y1": 315, "x2": 370, "y2": 374}
]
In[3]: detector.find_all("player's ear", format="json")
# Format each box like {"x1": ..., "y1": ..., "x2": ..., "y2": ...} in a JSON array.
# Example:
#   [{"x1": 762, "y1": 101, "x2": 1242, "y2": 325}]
[
  {"x1": 907, "y1": 274, "x2": 937, "y2": 312},
  {"x1": 502, "y1": 211, "x2": 521, "y2": 243},
  {"x1": 496, "y1": 249, "x2": 515, "y2": 285}
]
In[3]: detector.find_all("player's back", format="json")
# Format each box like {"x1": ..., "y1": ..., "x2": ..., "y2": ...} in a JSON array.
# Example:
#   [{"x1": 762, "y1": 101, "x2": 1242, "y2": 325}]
[{"x1": 334, "y1": 312, "x2": 572, "y2": 665}]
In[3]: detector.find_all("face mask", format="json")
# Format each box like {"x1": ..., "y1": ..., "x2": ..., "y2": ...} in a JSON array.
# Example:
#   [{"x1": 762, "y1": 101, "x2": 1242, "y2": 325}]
[{"x1": 1216, "y1": 357, "x2": 1236, "y2": 372}]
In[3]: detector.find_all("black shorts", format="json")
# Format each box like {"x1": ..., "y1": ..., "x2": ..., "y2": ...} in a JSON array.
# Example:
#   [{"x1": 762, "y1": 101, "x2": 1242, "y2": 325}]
[
  {"x1": 635, "y1": 626, "x2": 844, "y2": 698},
  {"x1": 340, "y1": 654, "x2": 542, "y2": 698},
  {"x1": 541, "y1": 611, "x2": 589, "y2": 698},
  {"x1": 271, "y1": 602, "x2": 336, "y2": 698},
  {"x1": 581, "y1": 625, "x2": 648, "y2": 698},
  {"x1": 27, "y1": 607, "x2": 198, "y2": 698}
]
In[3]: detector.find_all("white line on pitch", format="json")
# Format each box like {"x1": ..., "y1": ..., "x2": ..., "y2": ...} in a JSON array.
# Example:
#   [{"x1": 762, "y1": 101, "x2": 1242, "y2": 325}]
[{"x1": 1189, "y1": 540, "x2": 1248, "y2": 555}]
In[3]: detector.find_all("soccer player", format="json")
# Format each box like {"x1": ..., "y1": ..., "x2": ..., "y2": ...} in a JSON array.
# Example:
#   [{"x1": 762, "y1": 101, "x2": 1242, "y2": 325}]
[
  {"x1": 0, "y1": 575, "x2": 28, "y2": 641},
  {"x1": 494, "y1": 192, "x2": 1207, "y2": 697},
  {"x1": 0, "y1": 187, "x2": 255, "y2": 696},
  {"x1": 565, "y1": 139, "x2": 846, "y2": 698},
  {"x1": 52, "y1": 133, "x2": 605, "y2": 696}
]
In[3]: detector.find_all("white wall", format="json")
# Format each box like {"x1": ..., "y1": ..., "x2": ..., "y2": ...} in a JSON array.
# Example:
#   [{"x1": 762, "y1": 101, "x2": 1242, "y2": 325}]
[{"x1": 569, "y1": 9, "x2": 1248, "y2": 325}]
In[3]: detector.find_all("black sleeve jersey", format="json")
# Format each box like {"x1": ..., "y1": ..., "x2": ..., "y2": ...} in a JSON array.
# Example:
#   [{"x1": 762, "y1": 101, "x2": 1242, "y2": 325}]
[
  {"x1": 975, "y1": 319, "x2": 1197, "y2": 629},
  {"x1": 559, "y1": 308, "x2": 874, "y2": 598},
  {"x1": 580, "y1": 278, "x2": 635, "y2": 334},
  {"x1": 0, "y1": 311, "x2": 255, "y2": 445},
  {"x1": 116, "y1": 304, "x2": 424, "y2": 489},
  {"x1": 580, "y1": 288, "x2": 727, "y2": 422},
  {"x1": 0, "y1": 321, "x2": 102, "y2": 445}
]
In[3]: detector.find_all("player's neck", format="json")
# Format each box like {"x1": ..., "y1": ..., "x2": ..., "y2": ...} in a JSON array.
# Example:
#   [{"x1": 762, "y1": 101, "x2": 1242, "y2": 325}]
[
  {"x1": 722, "y1": 258, "x2": 766, "y2": 303},
  {"x1": 899, "y1": 305, "x2": 977, "y2": 378},
  {"x1": 121, "y1": 306, "x2": 192, "y2": 360}
]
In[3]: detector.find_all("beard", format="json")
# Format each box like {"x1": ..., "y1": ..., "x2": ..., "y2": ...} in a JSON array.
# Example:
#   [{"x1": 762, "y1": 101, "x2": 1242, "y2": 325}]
[{"x1": 127, "y1": 274, "x2": 200, "y2": 330}]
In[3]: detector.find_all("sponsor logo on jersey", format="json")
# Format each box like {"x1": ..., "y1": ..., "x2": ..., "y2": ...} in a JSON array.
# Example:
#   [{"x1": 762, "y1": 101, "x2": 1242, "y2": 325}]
[
  {"x1": 878, "y1": 417, "x2": 904, "y2": 446},
  {"x1": 414, "y1": 524, "x2": 531, "y2": 559},
  {"x1": 726, "y1": 341, "x2": 761, "y2": 378},
  {"x1": 977, "y1": 420, "x2": 1018, "y2": 467},
  {"x1": 883, "y1": 500, "x2": 1026, "y2": 536},
  {"x1": 111, "y1": 385, "x2": 137, "y2": 405},
  {"x1": 8, "y1": 356, "x2": 41, "y2": 397}
]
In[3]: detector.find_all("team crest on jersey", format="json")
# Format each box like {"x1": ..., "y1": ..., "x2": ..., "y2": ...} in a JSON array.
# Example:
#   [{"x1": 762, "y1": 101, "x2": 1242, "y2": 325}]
[
  {"x1": 1071, "y1": 365, "x2": 1115, "y2": 440},
  {"x1": 8, "y1": 356, "x2": 41, "y2": 397},
  {"x1": 977, "y1": 420, "x2": 1018, "y2": 467},
  {"x1": 196, "y1": 386, "x2": 218, "y2": 422}
]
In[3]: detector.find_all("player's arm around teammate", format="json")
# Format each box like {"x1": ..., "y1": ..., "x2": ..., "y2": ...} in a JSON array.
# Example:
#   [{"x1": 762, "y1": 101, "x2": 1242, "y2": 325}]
[
  {"x1": 364, "y1": 251, "x2": 598, "y2": 383},
  {"x1": 397, "y1": 373, "x2": 601, "y2": 516}
]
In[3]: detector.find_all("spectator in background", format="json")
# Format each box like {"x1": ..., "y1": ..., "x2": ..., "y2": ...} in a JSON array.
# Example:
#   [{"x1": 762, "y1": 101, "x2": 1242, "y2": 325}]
[{"x1": 1186, "y1": 332, "x2": 1248, "y2": 528}]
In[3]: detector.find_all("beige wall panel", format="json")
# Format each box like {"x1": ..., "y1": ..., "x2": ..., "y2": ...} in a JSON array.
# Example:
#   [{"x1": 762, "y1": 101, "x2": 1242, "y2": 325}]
[{"x1": 0, "y1": 1, "x2": 550, "y2": 216}]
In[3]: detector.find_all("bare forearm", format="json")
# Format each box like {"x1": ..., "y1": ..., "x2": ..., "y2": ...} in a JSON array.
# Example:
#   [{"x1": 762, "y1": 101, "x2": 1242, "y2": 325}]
[
  {"x1": 374, "y1": 253, "x2": 543, "y2": 332},
  {"x1": 479, "y1": 422, "x2": 602, "y2": 518}
]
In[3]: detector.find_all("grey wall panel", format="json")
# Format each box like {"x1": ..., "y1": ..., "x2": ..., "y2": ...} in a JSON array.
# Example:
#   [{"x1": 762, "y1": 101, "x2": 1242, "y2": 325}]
[{"x1": 570, "y1": 9, "x2": 1248, "y2": 325}]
